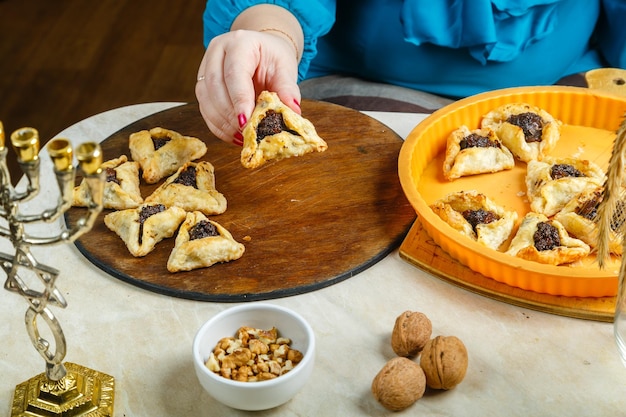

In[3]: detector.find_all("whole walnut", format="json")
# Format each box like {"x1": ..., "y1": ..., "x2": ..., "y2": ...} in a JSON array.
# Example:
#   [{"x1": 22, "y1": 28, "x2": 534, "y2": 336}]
[
  {"x1": 420, "y1": 335, "x2": 468, "y2": 390},
  {"x1": 371, "y1": 357, "x2": 426, "y2": 411},
  {"x1": 391, "y1": 311, "x2": 432, "y2": 357}
]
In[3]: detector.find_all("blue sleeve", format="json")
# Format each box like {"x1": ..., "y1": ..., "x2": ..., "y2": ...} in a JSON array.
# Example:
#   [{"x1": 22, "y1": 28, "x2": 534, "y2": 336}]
[
  {"x1": 202, "y1": 0, "x2": 336, "y2": 80},
  {"x1": 597, "y1": 0, "x2": 626, "y2": 68}
]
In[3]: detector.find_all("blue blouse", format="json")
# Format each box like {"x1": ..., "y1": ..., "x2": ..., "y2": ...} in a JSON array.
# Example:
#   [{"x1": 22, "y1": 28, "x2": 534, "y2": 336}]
[{"x1": 202, "y1": 0, "x2": 626, "y2": 98}]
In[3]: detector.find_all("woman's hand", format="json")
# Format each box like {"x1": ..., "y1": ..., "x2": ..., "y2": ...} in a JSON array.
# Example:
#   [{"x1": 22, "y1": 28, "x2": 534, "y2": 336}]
[{"x1": 196, "y1": 29, "x2": 302, "y2": 145}]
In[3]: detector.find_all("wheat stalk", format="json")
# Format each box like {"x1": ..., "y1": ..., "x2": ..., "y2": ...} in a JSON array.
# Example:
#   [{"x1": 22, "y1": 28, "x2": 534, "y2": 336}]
[{"x1": 597, "y1": 115, "x2": 626, "y2": 268}]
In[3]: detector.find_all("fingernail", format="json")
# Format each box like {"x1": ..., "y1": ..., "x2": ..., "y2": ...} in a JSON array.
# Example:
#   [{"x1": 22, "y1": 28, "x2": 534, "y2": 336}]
[
  {"x1": 237, "y1": 114, "x2": 247, "y2": 128},
  {"x1": 234, "y1": 132, "x2": 244, "y2": 146},
  {"x1": 293, "y1": 99, "x2": 301, "y2": 108}
]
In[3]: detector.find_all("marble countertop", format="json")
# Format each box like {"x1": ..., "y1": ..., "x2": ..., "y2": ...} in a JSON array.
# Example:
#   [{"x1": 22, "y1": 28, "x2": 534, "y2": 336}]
[{"x1": 0, "y1": 102, "x2": 624, "y2": 416}]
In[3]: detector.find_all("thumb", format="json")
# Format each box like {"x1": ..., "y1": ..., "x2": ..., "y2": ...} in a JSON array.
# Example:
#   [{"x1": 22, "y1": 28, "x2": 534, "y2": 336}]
[
  {"x1": 268, "y1": 72, "x2": 302, "y2": 115},
  {"x1": 278, "y1": 87, "x2": 303, "y2": 115}
]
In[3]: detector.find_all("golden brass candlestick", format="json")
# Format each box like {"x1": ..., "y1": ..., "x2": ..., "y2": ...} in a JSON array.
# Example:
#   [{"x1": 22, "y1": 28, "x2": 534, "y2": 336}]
[{"x1": 0, "y1": 122, "x2": 115, "y2": 416}]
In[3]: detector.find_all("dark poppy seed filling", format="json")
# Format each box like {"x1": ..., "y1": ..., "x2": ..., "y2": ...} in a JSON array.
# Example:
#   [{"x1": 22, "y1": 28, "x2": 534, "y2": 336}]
[
  {"x1": 550, "y1": 164, "x2": 584, "y2": 180},
  {"x1": 151, "y1": 135, "x2": 171, "y2": 150},
  {"x1": 137, "y1": 204, "x2": 166, "y2": 244},
  {"x1": 507, "y1": 112, "x2": 543, "y2": 143},
  {"x1": 533, "y1": 221, "x2": 560, "y2": 251},
  {"x1": 256, "y1": 109, "x2": 299, "y2": 143},
  {"x1": 573, "y1": 192, "x2": 624, "y2": 231},
  {"x1": 173, "y1": 165, "x2": 198, "y2": 188},
  {"x1": 459, "y1": 133, "x2": 501, "y2": 150},
  {"x1": 105, "y1": 167, "x2": 120, "y2": 185},
  {"x1": 462, "y1": 209, "x2": 499, "y2": 233},
  {"x1": 575, "y1": 195, "x2": 600, "y2": 221},
  {"x1": 188, "y1": 220, "x2": 219, "y2": 240}
]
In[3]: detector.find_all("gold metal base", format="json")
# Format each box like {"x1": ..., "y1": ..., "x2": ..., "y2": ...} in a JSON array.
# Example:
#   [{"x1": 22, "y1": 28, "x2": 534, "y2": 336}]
[{"x1": 11, "y1": 362, "x2": 114, "y2": 416}]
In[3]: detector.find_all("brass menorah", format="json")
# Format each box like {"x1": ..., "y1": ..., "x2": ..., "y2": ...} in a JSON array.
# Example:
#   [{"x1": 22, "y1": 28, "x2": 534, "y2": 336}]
[{"x1": 0, "y1": 122, "x2": 115, "y2": 416}]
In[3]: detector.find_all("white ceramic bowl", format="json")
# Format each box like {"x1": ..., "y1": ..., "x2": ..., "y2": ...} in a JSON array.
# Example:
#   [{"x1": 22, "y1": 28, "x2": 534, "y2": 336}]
[{"x1": 192, "y1": 303, "x2": 316, "y2": 411}]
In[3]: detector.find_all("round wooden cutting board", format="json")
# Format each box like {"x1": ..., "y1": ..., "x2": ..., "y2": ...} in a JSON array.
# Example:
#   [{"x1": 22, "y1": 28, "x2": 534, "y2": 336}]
[{"x1": 65, "y1": 101, "x2": 416, "y2": 302}]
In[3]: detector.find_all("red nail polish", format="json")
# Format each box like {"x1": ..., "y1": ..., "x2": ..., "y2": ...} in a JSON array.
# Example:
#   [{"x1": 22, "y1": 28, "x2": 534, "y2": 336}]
[
  {"x1": 234, "y1": 132, "x2": 243, "y2": 140},
  {"x1": 237, "y1": 114, "x2": 247, "y2": 128},
  {"x1": 293, "y1": 98, "x2": 301, "y2": 108}
]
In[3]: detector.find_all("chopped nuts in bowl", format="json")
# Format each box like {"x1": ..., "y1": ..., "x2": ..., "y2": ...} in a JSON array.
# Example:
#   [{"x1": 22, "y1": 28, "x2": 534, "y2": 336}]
[{"x1": 192, "y1": 303, "x2": 315, "y2": 411}]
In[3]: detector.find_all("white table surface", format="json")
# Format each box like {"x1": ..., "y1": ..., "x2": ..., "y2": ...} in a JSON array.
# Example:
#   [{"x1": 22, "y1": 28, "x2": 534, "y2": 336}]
[{"x1": 1, "y1": 102, "x2": 624, "y2": 416}]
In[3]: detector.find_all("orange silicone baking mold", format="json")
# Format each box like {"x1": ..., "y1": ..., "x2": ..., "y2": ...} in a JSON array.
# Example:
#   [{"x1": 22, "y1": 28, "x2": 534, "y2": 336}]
[{"x1": 398, "y1": 86, "x2": 626, "y2": 297}]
